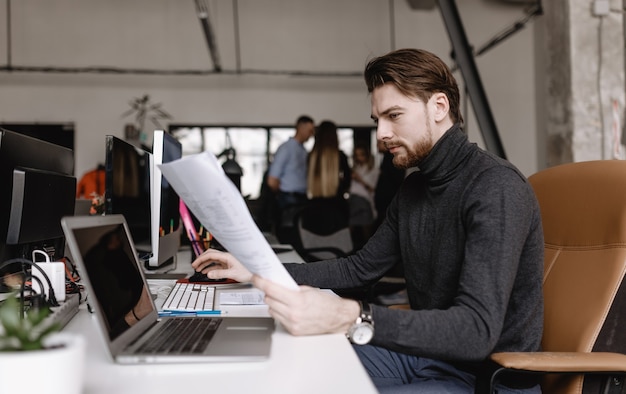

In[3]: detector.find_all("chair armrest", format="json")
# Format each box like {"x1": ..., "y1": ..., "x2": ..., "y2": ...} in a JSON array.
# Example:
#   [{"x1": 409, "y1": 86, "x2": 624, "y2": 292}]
[
  {"x1": 476, "y1": 352, "x2": 626, "y2": 394},
  {"x1": 490, "y1": 351, "x2": 626, "y2": 373}
]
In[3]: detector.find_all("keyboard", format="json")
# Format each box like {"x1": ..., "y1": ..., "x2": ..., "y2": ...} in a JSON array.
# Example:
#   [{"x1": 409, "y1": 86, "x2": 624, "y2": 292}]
[
  {"x1": 161, "y1": 283, "x2": 216, "y2": 312},
  {"x1": 137, "y1": 317, "x2": 222, "y2": 354}
]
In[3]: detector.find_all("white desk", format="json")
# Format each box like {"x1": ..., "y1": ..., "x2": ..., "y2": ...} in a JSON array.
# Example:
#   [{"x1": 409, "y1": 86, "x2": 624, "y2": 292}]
[{"x1": 62, "y1": 247, "x2": 377, "y2": 394}]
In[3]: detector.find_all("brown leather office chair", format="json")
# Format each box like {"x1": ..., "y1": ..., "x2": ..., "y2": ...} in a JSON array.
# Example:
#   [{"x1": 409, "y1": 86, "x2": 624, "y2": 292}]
[{"x1": 484, "y1": 160, "x2": 626, "y2": 393}]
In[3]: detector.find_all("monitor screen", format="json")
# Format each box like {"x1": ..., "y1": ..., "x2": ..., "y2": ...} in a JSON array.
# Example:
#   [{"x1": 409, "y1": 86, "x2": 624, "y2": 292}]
[
  {"x1": 104, "y1": 136, "x2": 152, "y2": 257},
  {"x1": 8, "y1": 168, "x2": 76, "y2": 245},
  {"x1": 63, "y1": 217, "x2": 146, "y2": 340},
  {"x1": 147, "y1": 130, "x2": 182, "y2": 268},
  {"x1": 0, "y1": 128, "x2": 75, "y2": 265}
]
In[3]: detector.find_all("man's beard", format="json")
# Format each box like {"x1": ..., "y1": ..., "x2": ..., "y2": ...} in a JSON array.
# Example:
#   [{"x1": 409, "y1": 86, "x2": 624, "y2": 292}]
[{"x1": 392, "y1": 123, "x2": 434, "y2": 169}]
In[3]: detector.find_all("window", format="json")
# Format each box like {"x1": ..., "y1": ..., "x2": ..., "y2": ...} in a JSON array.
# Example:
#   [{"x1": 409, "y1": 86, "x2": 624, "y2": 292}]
[{"x1": 170, "y1": 124, "x2": 369, "y2": 199}]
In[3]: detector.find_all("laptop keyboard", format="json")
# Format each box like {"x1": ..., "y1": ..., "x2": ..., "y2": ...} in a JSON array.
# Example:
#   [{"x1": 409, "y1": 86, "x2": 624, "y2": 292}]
[
  {"x1": 137, "y1": 317, "x2": 222, "y2": 354},
  {"x1": 161, "y1": 283, "x2": 216, "y2": 312}
]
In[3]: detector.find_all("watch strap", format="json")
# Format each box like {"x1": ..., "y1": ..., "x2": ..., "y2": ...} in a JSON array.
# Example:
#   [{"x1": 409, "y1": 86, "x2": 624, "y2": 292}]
[
  {"x1": 359, "y1": 300, "x2": 373, "y2": 325},
  {"x1": 346, "y1": 300, "x2": 375, "y2": 345}
]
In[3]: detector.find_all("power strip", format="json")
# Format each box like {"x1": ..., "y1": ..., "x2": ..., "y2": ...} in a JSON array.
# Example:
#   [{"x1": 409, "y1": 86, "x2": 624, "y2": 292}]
[{"x1": 45, "y1": 293, "x2": 80, "y2": 329}]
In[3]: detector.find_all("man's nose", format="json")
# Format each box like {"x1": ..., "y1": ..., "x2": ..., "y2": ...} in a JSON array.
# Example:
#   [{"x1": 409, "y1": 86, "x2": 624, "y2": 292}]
[{"x1": 376, "y1": 122, "x2": 392, "y2": 141}]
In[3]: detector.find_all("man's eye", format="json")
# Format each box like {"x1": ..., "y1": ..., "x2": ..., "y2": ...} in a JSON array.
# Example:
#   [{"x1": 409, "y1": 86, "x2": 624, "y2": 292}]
[{"x1": 389, "y1": 113, "x2": 399, "y2": 120}]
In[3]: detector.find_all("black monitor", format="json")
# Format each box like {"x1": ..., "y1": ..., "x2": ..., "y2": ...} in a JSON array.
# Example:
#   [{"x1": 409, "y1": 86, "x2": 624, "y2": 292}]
[
  {"x1": 147, "y1": 130, "x2": 182, "y2": 268},
  {"x1": 104, "y1": 136, "x2": 152, "y2": 259},
  {"x1": 8, "y1": 169, "x2": 76, "y2": 245},
  {"x1": 0, "y1": 128, "x2": 76, "y2": 267}
]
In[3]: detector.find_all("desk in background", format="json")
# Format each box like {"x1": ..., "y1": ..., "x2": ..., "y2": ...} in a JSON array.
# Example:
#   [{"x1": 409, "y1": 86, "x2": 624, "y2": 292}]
[
  {"x1": 143, "y1": 244, "x2": 305, "y2": 279},
  {"x1": 63, "y1": 247, "x2": 377, "y2": 394}
]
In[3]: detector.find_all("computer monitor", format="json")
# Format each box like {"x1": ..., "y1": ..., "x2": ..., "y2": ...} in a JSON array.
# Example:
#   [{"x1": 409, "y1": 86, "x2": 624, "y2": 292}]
[
  {"x1": 147, "y1": 130, "x2": 182, "y2": 268},
  {"x1": 7, "y1": 169, "x2": 76, "y2": 245},
  {"x1": 104, "y1": 136, "x2": 153, "y2": 260},
  {"x1": 0, "y1": 128, "x2": 76, "y2": 267}
]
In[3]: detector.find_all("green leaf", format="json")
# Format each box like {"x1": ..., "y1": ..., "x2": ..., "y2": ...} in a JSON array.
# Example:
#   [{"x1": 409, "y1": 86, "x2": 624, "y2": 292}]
[
  {"x1": 0, "y1": 297, "x2": 21, "y2": 329},
  {"x1": 0, "y1": 292, "x2": 60, "y2": 351}
]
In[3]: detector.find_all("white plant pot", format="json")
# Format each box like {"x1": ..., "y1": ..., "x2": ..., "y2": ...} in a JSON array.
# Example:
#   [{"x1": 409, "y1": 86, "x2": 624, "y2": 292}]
[{"x1": 0, "y1": 332, "x2": 86, "y2": 394}]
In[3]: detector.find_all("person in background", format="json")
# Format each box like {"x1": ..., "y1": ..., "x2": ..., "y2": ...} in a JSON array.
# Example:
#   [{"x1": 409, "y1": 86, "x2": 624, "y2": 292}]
[
  {"x1": 267, "y1": 115, "x2": 316, "y2": 242},
  {"x1": 306, "y1": 120, "x2": 351, "y2": 200},
  {"x1": 76, "y1": 163, "x2": 106, "y2": 199},
  {"x1": 193, "y1": 48, "x2": 544, "y2": 393},
  {"x1": 348, "y1": 143, "x2": 379, "y2": 249},
  {"x1": 267, "y1": 115, "x2": 315, "y2": 205}
]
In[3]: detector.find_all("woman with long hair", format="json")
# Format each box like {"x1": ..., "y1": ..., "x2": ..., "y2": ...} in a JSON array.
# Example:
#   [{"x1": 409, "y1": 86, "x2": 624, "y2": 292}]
[{"x1": 307, "y1": 120, "x2": 350, "y2": 199}]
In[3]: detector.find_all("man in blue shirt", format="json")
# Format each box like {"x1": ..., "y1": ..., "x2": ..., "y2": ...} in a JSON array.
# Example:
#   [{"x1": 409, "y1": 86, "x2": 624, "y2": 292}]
[{"x1": 267, "y1": 115, "x2": 315, "y2": 211}]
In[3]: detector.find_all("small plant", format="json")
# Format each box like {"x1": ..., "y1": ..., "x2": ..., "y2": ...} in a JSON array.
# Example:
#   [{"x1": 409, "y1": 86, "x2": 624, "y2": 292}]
[
  {"x1": 0, "y1": 294, "x2": 60, "y2": 351},
  {"x1": 121, "y1": 94, "x2": 173, "y2": 142}
]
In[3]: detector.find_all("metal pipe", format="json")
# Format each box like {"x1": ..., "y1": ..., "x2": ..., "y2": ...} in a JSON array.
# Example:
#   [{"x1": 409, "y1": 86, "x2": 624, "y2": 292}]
[{"x1": 437, "y1": 0, "x2": 506, "y2": 159}]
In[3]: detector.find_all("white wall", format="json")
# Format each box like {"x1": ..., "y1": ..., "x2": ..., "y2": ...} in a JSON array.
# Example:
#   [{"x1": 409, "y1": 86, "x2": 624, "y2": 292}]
[{"x1": 0, "y1": 0, "x2": 538, "y2": 182}]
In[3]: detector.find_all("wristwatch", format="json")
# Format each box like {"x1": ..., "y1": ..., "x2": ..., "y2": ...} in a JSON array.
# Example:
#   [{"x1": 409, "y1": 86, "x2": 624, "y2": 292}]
[{"x1": 346, "y1": 301, "x2": 374, "y2": 345}]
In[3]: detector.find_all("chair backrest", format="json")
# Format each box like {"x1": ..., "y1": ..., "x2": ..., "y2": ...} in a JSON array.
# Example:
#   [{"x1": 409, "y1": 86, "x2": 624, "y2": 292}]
[
  {"x1": 292, "y1": 197, "x2": 353, "y2": 262},
  {"x1": 529, "y1": 160, "x2": 626, "y2": 391}
]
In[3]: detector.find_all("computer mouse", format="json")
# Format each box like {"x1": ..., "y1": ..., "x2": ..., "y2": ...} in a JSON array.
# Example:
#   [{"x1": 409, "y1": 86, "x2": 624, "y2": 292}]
[{"x1": 188, "y1": 270, "x2": 228, "y2": 283}]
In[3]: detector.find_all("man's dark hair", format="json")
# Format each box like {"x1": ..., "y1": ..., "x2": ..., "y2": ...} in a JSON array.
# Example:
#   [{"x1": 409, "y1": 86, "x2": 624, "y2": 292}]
[
  {"x1": 364, "y1": 48, "x2": 463, "y2": 124},
  {"x1": 296, "y1": 115, "x2": 314, "y2": 126}
]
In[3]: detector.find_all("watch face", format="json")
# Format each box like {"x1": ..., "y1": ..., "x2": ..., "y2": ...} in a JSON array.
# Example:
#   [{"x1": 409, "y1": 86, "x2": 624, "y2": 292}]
[{"x1": 351, "y1": 323, "x2": 374, "y2": 345}]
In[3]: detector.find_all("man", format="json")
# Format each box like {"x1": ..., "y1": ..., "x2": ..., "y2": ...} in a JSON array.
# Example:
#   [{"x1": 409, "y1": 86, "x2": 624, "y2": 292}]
[
  {"x1": 193, "y1": 49, "x2": 544, "y2": 393},
  {"x1": 266, "y1": 115, "x2": 315, "y2": 242},
  {"x1": 267, "y1": 115, "x2": 315, "y2": 209}
]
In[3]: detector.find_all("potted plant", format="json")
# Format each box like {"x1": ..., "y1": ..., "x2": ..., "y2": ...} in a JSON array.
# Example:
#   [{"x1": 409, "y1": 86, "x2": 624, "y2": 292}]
[
  {"x1": 0, "y1": 293, "x2": 86, "y2": 394},
  {"x1": 121, "y1": 94, "x2": 173, "y2": 145}
]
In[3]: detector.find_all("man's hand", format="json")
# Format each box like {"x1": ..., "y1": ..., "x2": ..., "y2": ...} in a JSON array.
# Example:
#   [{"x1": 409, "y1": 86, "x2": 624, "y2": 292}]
[
  {"x1": 266, "y1": 175, "x2": 280, "y2": 193},
  {"x1": 191, "y1": 249, "x2": 253, "y2": 283},
  {"x1": 253, "y1": 275, "x2": 360, "y2": 336}
]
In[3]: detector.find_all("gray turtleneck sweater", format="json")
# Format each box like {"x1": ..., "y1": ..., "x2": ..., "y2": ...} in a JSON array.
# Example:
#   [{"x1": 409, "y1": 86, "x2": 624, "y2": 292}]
[{"x1": 284, "y1": 124, "x2": 544, "y2": 365}]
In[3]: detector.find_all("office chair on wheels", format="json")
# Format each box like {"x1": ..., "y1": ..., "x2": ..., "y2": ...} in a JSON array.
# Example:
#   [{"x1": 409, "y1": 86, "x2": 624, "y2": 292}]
[
  {"x1": 291, "y1": 197, "x2": 405, "y2": 302},
  {"x1": 480, "y1": 160, "x2": 626, "y2": 394},
  {"x1": 290, "y1": 197, "x2": 354, "y2": 262}
]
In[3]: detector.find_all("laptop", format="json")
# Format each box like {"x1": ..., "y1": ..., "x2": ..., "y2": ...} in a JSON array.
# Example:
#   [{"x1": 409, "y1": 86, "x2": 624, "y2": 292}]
[{"x1": 61, "y1": 214, "x2": 274, "y2": 364}]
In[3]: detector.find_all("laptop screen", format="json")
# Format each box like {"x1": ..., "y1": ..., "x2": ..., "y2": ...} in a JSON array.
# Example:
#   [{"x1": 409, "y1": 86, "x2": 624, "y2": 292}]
[{"x1": 68, "y1": 220, "x2": 153, "y2": 340}]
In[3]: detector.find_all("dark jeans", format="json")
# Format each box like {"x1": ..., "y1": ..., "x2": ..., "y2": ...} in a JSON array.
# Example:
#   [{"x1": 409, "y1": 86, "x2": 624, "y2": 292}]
[
  {"x1": 353, "y1": 344, "x2": 541, "y2": 393},
  {"x1": 276, "y1": 191, "x2": 307, "y2": 210},
  {"x1": 275, "y1": 191, "x2": 307, "y2": 227},
  {"x1": 274, "y1": 191, "x2": 308, "y2": 244}
]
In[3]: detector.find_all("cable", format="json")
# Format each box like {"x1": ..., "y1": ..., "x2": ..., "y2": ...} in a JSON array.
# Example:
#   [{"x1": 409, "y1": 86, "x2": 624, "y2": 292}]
[
  {"x1": 6, "y1": 0, "x2": 10, "y2": 70},
  {"x1": 0, "y1": 64, "x2": 363, "y2": 78},
  {"x1": 389, "y1": 0, "x2": 396, "y2": 51},
  {"x1": 59, "y1": 256, "x2": 84, "y2": 304},
  {"x1": 24, "y1": 277, "x2": 48, "y2": 310},
  {"x1": 233, "y1": 0, "x2": 241, "y2": 73},
  {"x1": 0, "y1": 258, "x2": 59, "y2": 307},
  {"x1": 194, "y1": 0, "x2": 222, "y2": 72}
]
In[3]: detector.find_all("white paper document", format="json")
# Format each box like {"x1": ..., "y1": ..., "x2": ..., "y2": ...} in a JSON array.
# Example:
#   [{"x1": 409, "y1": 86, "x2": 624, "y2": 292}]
[
  {"x1": 220, "y1": 291, "x2": 265, "y2": 305},
  {"x1": 159, "y1": 152, "x2": 299, "y2": 290}
]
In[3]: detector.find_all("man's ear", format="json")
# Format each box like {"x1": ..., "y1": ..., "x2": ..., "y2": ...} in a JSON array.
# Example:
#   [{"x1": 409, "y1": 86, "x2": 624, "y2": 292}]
[{"x1": 431, "y1": 92, "x2": 450, "y2": 123}]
